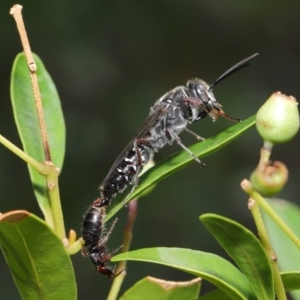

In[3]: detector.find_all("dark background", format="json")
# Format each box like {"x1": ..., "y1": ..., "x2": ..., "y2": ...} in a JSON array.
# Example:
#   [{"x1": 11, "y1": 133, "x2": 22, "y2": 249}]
[{"x1": 0, "y1": 1, "x2": 300, "y2": 299}]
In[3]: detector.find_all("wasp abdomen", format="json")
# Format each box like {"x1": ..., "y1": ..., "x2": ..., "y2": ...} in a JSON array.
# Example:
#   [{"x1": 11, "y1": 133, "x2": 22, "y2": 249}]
[
  {"x1": 81, "y1": 206, "x2": 104, "y2": 247},
  {"x1": 81, "y1": 202, "x2": 122, "y2": 278}
]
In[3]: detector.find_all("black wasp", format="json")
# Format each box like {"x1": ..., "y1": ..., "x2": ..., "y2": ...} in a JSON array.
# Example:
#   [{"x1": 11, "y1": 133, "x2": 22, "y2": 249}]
[
  {"x1": 81, "y1": 202, "x2": 123, "y2": 278},
  {"x1": 81, "y1": 53, "x2": 258, "y2": 276},
  {"x1": 95, "y1": 53, "x2": 258, "y2": 208}
]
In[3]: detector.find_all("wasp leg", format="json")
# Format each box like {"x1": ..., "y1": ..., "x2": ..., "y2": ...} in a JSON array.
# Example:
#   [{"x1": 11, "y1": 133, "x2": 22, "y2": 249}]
[
  {"x1": 167, "y1": 129, "x2": 205, "y2": 168},
  {"x1": 98, "y1": 218, "x2": 118, "y2": 247},
  {"x1": 81, "y1": 239, "x2": 89, "y2": 257},
  {"x1": 184, "y1": 128, "x2": 205, "y2": 141}
]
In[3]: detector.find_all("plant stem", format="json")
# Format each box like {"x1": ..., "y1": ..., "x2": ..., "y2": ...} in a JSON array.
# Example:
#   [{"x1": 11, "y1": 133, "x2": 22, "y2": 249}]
[
  {"x1": 0, "y1": 134, "x2": 56, "y2": 226},
  {"x1": 242, "y1": 180, "x2": 300, "y2": 250},
  {"x1": 0, "y1": 133, "x2": 66, "y2": 237},
  {"x1": 248, "y1": 197, "x2": 286, "y2": 300},
  {"x1": 10, "y1": 4, "x2": 52, "y2": 162},
  {"x1": 0, "y1": 134, "x2": 49, "y2": 174},
  {"x1": 9, "y1": 4, "x2": 67, "y2": 240},
  {"x1": 66, "y1": 238, "x2": 83, "y2": 256},
  {"x1": 255, "y1": 189, "x2": 300, "y2": 247},
  {"x1": 46, "y1": 168, "x2": 66, "y2": 241},
  {"x1": 242, "y1": 179, "x2": 300, "y2": 299},
  {"x1": 107, "y1": 200, "x2": 138, "y2": 300},
  {"x1": 259, "y1": 147, "x2": 271, "y2": 164}
]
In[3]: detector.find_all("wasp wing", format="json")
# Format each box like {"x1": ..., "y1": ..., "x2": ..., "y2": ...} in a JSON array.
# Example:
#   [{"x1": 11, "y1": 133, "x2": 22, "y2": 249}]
[{"x1": 99, "y1": 103, "x2": 170, "y2": 187}]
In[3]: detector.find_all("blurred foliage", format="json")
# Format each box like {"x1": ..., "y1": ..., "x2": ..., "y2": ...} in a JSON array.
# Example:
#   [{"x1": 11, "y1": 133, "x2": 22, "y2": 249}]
[{"x1": 0, "y1": 1, "x2": 300, "y2": 298}]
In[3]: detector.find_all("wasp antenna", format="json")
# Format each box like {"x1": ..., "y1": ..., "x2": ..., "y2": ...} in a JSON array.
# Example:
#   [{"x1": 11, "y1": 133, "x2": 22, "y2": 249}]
[{"x1": 210, "y1": 53, "x2": 259, "y2": 90}]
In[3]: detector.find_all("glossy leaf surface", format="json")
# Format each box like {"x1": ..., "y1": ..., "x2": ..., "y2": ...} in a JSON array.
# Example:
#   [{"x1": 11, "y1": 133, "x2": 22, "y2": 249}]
[
  {"x1": 263, "y1": 199, "x2": 300, "y2": 299},
  {"x1": 113, "y1": 247, "x2": 256, "y2": 300},
  {"x1": 120, "y1": 276, "x2": 201, "y2": 300},
  {"x1": 10, "y1": 53, "x2": 65, "y2": 219},
  {"x1": 201, "y1": 214, "x2": 274, "y2": 299},
  {"x1": 0, "y1": 210, "x2": 76, "y2": 300}
]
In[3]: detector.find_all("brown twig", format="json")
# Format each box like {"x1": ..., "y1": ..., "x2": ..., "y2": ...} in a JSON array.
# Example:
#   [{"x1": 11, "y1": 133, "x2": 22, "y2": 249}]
[
  {"x1": 9, "y1": 5, "x2": 67, "y2": 239},
  {"x1": 10, "y1": 4, "x2": 52, "y2": 163},
  {"x1": 107, "y1": 200, "x2": 138, "y2": 300}
]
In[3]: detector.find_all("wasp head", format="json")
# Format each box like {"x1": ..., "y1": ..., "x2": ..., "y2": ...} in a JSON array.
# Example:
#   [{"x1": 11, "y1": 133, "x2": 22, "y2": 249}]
[{"x1": 187, "y1": 78, "x2": 226, "y2": 122}]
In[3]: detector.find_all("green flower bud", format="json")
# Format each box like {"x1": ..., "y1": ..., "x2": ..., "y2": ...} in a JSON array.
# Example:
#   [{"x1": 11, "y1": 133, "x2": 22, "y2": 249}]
[
  {"x1": 250, "y1": 161, "x2": 288, "y2": 197},
  {"x1": 256, "y1": 92, "x2": 299, "y2": 146}
]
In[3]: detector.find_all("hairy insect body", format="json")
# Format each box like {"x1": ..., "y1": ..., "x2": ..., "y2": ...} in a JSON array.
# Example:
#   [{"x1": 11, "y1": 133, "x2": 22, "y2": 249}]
[
  {"x1": 81, "y1": 54, "x2": 258, "y2": 276},
  {"x1": 98, "y1": 79, "x2": 225, "y2": 207},
  {"x1": 82, "y1": 206, "x2": 104, "y2": 247},
  {"x1": 81, "y1": 81, "x2": 218, "y2": 276}
]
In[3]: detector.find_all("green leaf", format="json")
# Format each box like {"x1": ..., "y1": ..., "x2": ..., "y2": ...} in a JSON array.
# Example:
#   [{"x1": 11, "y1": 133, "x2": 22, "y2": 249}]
[
  {"x1": 0, "y1": 210, "x2": 76, "y2": 300},
  {"x1": 263, "y1": 199, "x2": 300, "y2": 299},
  {"x1": 10, "y1": 53, "x2": 66, "y2": 220},
  {"x1": 112, "y1": 247, "x2": 256, "y2": 300},
  {"x1": 200, "y1": 214, "x2": 274, "y2": 300},
  {"x1": 105, "y1": 115, "x2": 255, "y2": 221},
  {"x1": 281, "y1": 271, "x2": 300, "y2": 292},
  {"x1": 119, "y1": 276, "x2": 201, "y2": 300},
  {"x1": 263, "y1": 199, "x2": 300, "y2": 271},
  {"x1": 198, "y1": 289, "x2": 232, "y2": 300}
]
